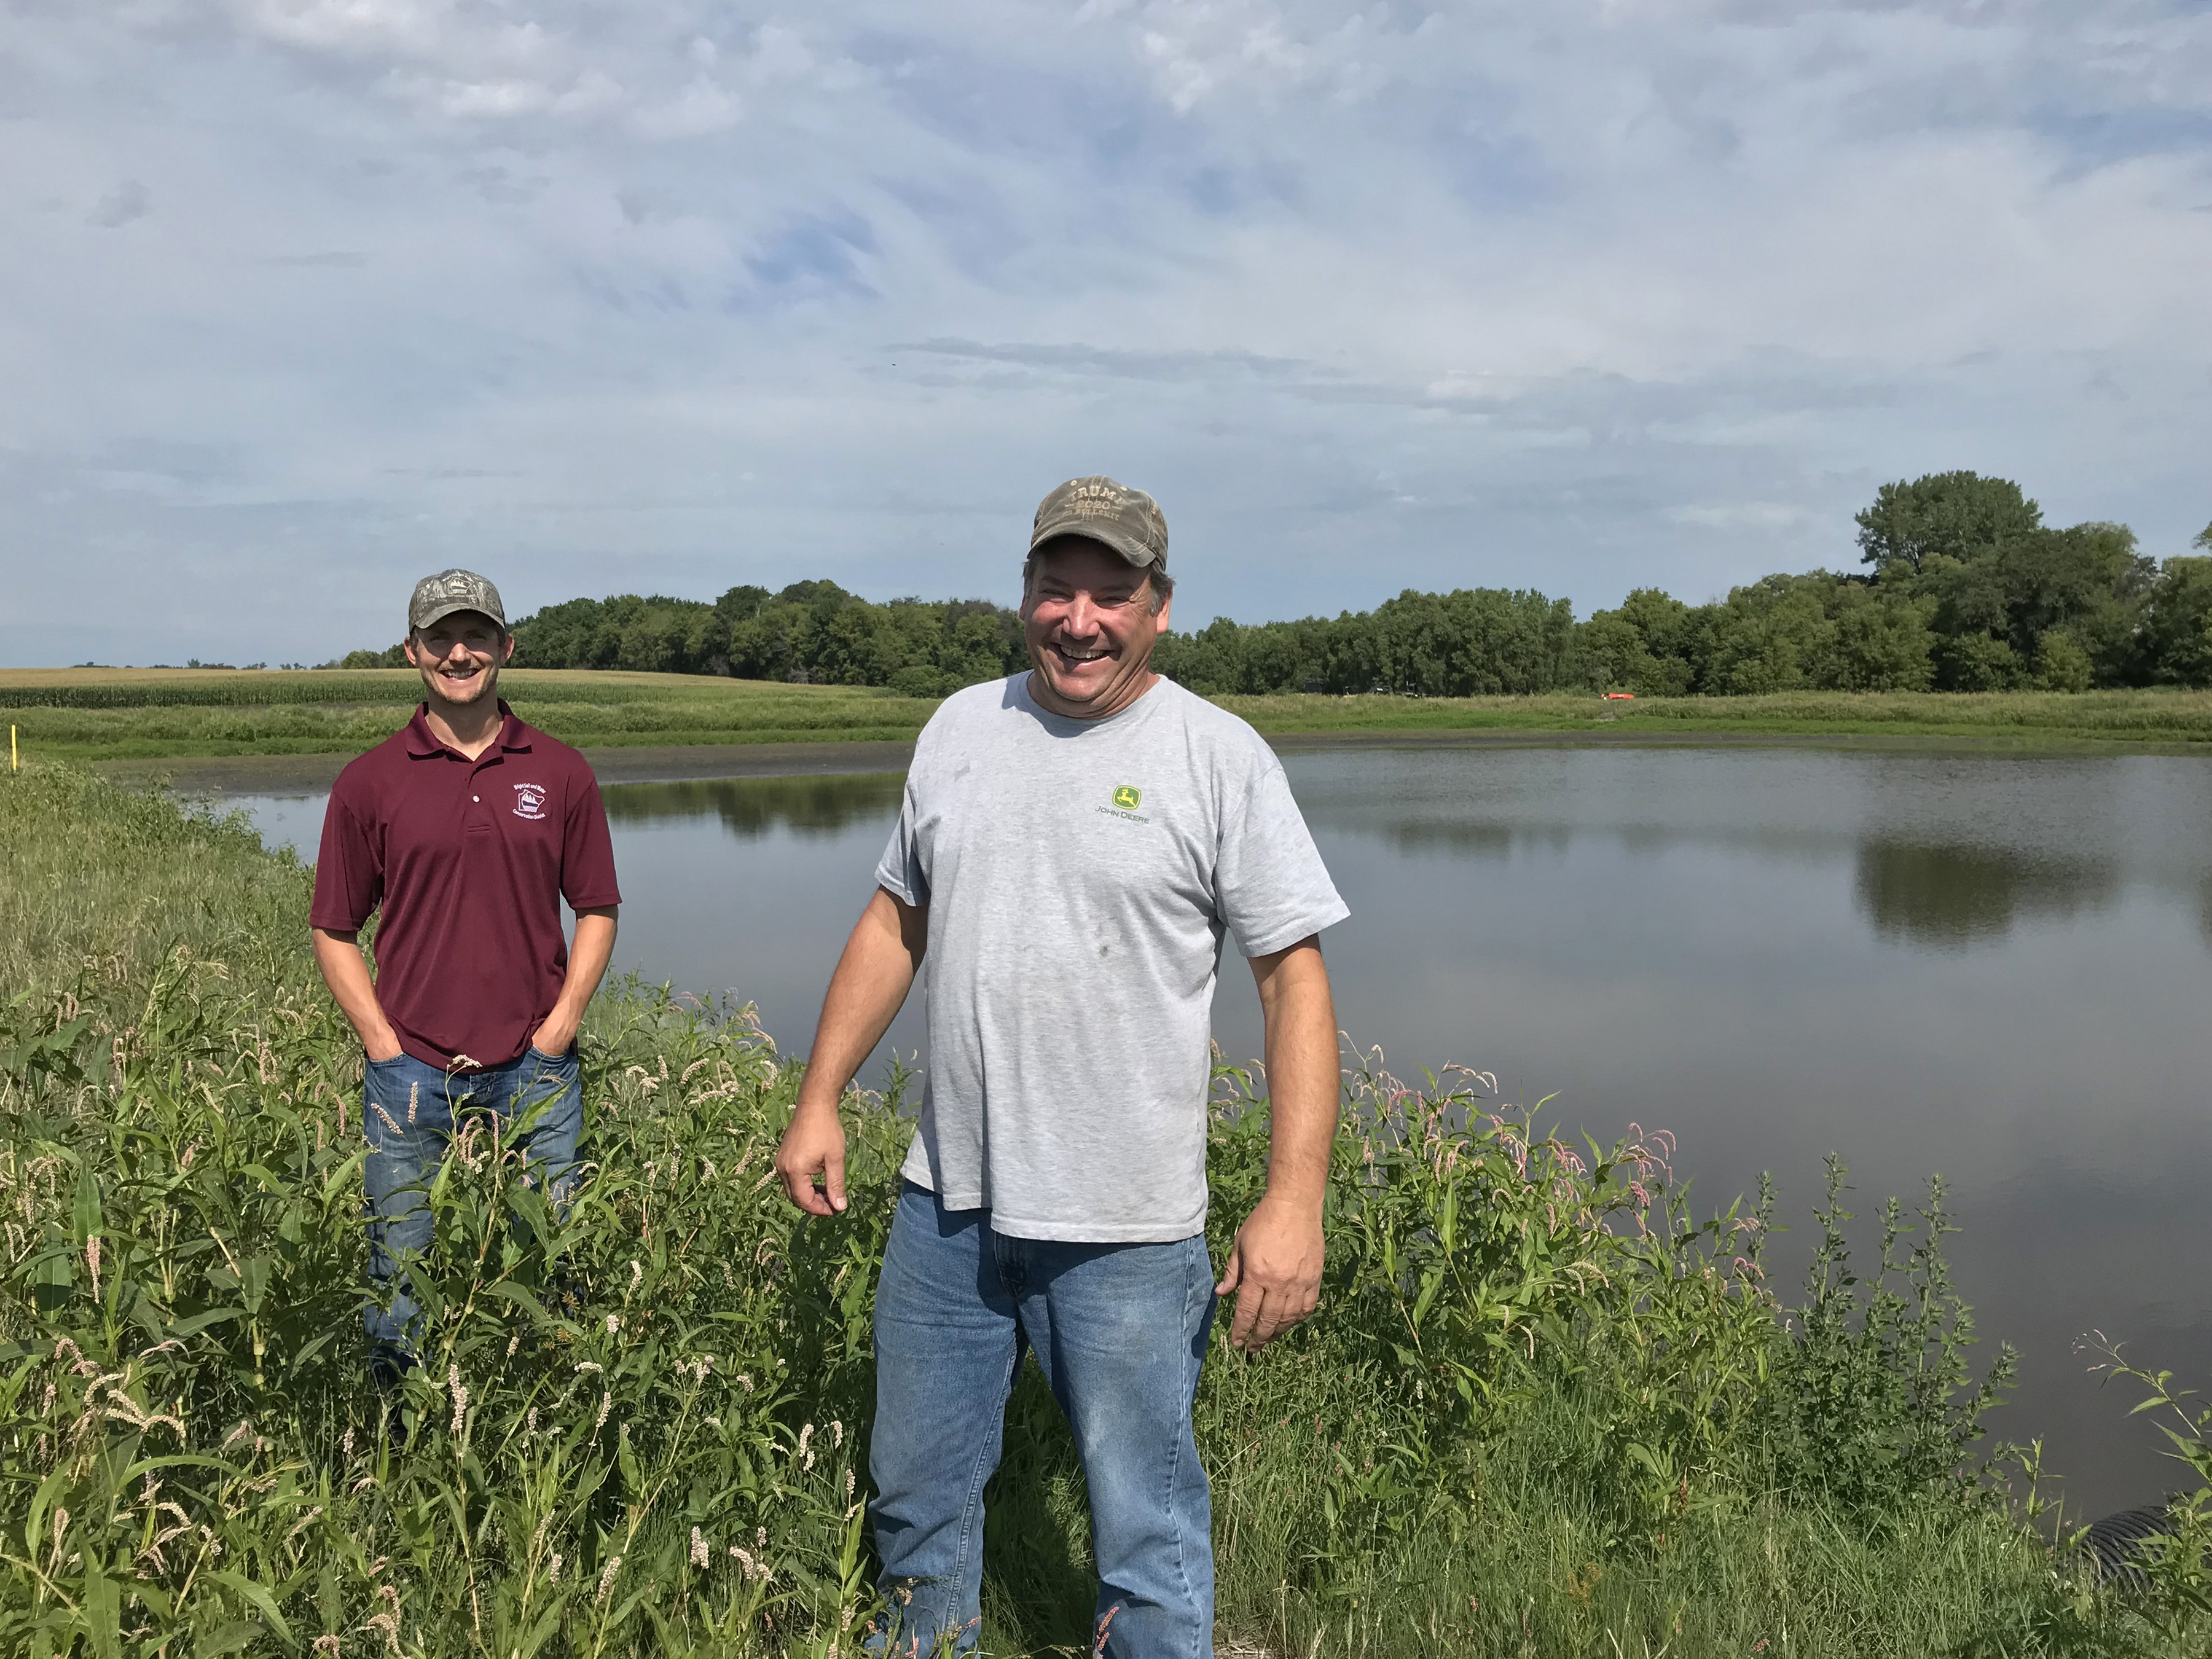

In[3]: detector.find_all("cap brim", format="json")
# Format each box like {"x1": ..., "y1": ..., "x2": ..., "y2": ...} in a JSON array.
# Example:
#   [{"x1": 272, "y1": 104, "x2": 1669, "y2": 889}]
[
  {"x1": 412, "y1": 603, "x2": 508, "y2": 632},
  {"x1": 1029, "y1": 517, "x2": 1161, "y2": 569}
]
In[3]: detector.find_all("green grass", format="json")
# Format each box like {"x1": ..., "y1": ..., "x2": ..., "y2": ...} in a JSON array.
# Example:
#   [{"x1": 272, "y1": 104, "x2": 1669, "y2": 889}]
[
  {"x1": 0, "y1": 669, "x2": 935, "y2": 762},
  {"x1": 1224, "y1": 687, "x2": 2212, "y2": 747},
  {"x1": 2, "y1": 763, "x2": 2204, "y2": 1656},
  {"x1": 9, "y1": 670, "x2": 2212, "y2": 763}
]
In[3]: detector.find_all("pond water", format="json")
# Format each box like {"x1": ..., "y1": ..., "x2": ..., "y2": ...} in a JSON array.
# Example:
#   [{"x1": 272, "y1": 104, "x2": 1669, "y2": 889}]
[{"x1": 232, "y1": 742, "x2": 2212, "y2": 1520}]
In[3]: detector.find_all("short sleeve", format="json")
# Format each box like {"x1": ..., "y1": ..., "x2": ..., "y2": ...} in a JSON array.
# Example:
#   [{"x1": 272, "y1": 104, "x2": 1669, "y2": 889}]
[
  {"x1": 308, "y1": 788, "x2": 382, "y2": 932},
  {"x1": 873, "y1": 779, "x2": 930, "y2": 907},
  {"x1": 560, "y1": 767, "x2": 623, "y2": 910},
  {"x1": 1215, "y1": 751, "x2": 1349, "y2": 959}
]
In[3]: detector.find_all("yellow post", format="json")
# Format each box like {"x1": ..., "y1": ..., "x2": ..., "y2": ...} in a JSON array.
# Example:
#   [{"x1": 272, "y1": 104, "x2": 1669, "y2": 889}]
[{"x1": 8, "y1": 725, "x2": 14, "y2": 772}]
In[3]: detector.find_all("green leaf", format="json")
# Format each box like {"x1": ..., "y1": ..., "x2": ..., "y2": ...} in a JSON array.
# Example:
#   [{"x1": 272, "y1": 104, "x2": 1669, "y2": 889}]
[
  {"x1": 71, "y1": 1161, "x2": 103, "y2": 1244},
  {"x1": 29, "y1": 1247, "x2": 73, "y2": 1313},
  {"x1": 80, "y1": 1563, "x2": 120, "y2": 1659},
  {"x1": 191, "y1": 1621, "x2": 264, "y2": 1657},
  {"x1": 118, "y1": 1452, "x2": 238, "y2": 1485},
  {"x1": 487, "y1": 1281, "x2": 552, "y2": 1322},
  {"x1": 164, "y1": 1308, "x2": 246, "y2": 1339},
  {"x1": 25, "y1": 1468, "x2": 69, "y2": 1564},
  {"x1": 210, "y1": 1571, "x2": 296, "y2": 1647},
  {"x1": 131, "y1": 1580, "x2": 175, "y2": 1620},
  {"x1": 1409, "y1": 1268, "x2": 1443, "y2": 1332},
  {"x1": 283, "y1": 1329, "x2": 339, "y2": 1372},
  {"x1": 514, "y1": 1599, "x2": 568, "y2": 1659}
]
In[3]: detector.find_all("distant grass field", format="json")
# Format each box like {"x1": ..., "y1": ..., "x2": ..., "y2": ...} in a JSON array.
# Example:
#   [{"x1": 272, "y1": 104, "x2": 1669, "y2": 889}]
[
  {"x1": 1225, "y1": 686, "x2": 2212, "y2": 745},
  {"x1": 5, "y1": 667, "x2": 2212, "y2": 762},
  {"x1": 0, "y1": 669, "x2": 935, "y2": 761}
]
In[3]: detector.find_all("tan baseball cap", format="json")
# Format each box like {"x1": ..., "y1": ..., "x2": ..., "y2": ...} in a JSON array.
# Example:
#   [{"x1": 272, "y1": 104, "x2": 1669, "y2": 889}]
[
  {"x1": 408, "y1": 569, "x2": 507, "y2": 633},
  {"x1": 1029, "y1": 476, "x2": 1168, "y2": 573}
]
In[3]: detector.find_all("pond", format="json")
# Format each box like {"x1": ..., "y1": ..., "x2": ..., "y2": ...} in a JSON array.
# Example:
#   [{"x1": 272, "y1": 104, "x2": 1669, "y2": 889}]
[{"x1": 231, "y1": 741, "x2": 2212, "y2": 1520}]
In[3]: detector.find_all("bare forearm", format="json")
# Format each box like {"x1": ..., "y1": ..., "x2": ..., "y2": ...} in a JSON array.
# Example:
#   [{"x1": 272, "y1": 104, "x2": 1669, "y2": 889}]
[
  {"x1": 796, "y1": 888, "x2": 927, "y2": 1115},
  {"x1": 564, "y1": 910, "x2": 619, "y2": 1010},
  {"x1": 1221, "y1": 936, "x2": 1339, "y2": 1349},
  {"x1": 776, "y1": 888, "x2": 924, "y2": 1218},
  {"x1": 311, "y1": 927, "x2": 401, "y2": 1059},
  {"x1": 1255, "y1": 938, "x2": 1339, "y2": 1208},
  {"x1": 534, "y1": 908, "x2": 617, "y2": 1049}
]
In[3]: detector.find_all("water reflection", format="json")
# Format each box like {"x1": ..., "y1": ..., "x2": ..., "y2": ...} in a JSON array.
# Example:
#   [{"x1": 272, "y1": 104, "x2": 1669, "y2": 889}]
[
  {"x1": 1853, "y1": 842, "x2": 2122, "y2": 949},
  {"x1": 1383, "y1": 822, "x2": 1530, "y2": 859},
  {"x1": 602, "y1": 773, "x2": 906, "y2": 837}
]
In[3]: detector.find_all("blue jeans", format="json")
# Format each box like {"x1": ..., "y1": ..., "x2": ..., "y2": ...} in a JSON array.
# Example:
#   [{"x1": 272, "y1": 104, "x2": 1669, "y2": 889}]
[
  {"x1": 869, "y1": 1183, "x2": 1218, "y2": 1659},
  {"x1": 361, "y1": 1046, "x2": 582, "y2": 1363}
]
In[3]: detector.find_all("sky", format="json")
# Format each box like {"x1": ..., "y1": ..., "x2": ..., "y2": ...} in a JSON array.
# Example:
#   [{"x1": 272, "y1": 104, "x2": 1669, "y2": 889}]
[{"x1": 3, "y1": 0, "x2": 2210, "y2": 666}]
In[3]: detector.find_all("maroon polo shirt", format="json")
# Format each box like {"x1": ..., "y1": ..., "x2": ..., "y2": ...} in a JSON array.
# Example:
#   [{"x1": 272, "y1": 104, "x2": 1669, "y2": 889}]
[{"x1": 309, "y1": 701, "x2": 622, "y2": 1072}]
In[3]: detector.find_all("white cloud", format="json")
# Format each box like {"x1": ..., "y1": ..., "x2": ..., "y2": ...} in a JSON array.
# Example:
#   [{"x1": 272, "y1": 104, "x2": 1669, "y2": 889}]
[
  {"x1": 1, "y1": 1, "x2": 2209, "y2": 661},
  {"x1": 223, "y1": 0, "x2": 455, "y2": 58},
  {"x1": 632, "y1": 74, "x2": 741, "y2": 139}
]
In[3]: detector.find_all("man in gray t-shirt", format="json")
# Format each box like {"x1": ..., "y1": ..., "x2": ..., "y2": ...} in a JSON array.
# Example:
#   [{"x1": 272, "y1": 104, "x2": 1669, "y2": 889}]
[{"x1": 775, "y1": 476, "x2": 1347, "y2": 1658}]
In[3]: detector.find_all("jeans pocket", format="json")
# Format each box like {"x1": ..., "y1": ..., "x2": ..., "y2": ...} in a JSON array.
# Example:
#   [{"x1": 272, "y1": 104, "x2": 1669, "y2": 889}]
[
  {"x1": 527, "y1": 1045, "x2": 577, "y2": 1067},
  {"x1": 362, "y1": 1054, "x2": 426, "y2": 1150}
]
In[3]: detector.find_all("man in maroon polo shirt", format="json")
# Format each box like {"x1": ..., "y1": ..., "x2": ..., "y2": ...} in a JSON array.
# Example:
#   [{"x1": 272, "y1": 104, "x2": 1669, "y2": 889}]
[{"x1": 309, "y1": 568, "x2": 622, "y2": 1379}]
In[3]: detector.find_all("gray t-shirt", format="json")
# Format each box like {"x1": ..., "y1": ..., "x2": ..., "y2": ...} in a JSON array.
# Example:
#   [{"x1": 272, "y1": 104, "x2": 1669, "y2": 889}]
[{"x1": 874, "y1": 674, "x2": 1349, "y2": 1242}]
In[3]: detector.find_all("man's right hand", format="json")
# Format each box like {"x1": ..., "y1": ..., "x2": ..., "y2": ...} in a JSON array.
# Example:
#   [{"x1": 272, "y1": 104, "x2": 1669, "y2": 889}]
[
  {"x1": 313, "y1": 927, "x2": 409, "y2": 1069},
  {"x1": 775, "y1": 1099, "x2": 849, "y2": 1215},
  {"x1": 773, "y1": 887, "x2": 925, "y2": 1219}
]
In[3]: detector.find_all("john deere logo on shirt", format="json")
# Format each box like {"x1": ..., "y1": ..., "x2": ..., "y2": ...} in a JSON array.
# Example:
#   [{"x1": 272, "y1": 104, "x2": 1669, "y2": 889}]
[
  {"x1": 1112, "y1": 785, "x2": 1142, "y2": 812},
  {"x1": 512, "y1": 782, "x2": 549, "y2": 820}
]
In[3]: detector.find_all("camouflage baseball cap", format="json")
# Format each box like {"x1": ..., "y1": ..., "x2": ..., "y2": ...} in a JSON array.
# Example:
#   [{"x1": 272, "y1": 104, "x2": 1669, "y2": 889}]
[
  {"x1": 408, "y1": 569, "x2": 507, "y2": 633},
  {"x1": 1029, "y1": 476, "x2": 1168, "y2": 573}
]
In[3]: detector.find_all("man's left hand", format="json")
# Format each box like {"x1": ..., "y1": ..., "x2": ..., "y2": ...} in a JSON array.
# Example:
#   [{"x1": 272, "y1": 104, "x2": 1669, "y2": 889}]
[
  {"x1": 528, "y1": 1014, "x2": 578, "y2": 1057},
  {"x1": 1214, "y1": 1193, "x2": 1324, "y2": 1351}
]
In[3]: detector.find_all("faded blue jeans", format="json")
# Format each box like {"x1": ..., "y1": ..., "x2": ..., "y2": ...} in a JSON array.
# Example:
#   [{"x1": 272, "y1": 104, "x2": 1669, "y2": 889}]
[
  {"x1": 869, "y1": 1182, "x2": 1218, "y2": 1659},
  {"x1": 361, "y1": 1046, "x2": 582, "y2": 1366}
]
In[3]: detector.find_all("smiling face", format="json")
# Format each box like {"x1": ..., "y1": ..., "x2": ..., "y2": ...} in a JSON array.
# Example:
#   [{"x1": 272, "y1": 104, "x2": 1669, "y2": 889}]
[
  {"x1": 1021, "y1": 536, "x2": 1172, "y2": 720},
  {"x1": 403, "y1": 610, "x2": 512, "y2": 714}
]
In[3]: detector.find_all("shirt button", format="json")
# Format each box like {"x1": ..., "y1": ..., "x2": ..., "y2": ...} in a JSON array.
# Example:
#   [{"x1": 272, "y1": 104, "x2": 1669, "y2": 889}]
[{"x1": 473, "y1": 795, "x2": 479, "y2": 802}]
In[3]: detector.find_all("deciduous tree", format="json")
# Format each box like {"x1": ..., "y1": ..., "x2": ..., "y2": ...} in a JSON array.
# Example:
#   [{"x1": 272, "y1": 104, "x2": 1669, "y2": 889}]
[{"x1": 1854, "y1": 472, "x2": 2042, "y2": 581}]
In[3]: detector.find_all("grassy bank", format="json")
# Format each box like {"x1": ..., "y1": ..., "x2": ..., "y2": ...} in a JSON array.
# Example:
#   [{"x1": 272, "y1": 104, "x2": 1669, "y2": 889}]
[
  {"x1": 7, "y1": 670, "x2": 2212, "y2": 764},
  {"x1": 2, "y1": 764, "x2": 2205, "y2": 1656},
  {"x1": 1223, "y1": 687, "x2": 2212, "y2": 747}
]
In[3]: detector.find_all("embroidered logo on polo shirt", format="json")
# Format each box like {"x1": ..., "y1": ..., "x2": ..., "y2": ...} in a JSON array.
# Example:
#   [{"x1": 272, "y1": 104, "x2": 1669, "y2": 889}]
[{"x1": 512, "y1": 782, "x2": 549, "y2": 820}]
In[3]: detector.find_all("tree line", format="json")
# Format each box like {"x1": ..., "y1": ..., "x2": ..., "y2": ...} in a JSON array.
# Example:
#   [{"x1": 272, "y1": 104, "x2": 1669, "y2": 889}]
[
  {"x1": 339, "y1": 579, "x2": 1030, "y2": 697},
  {"x1": 336, "y1": 473, "x2": 2212, "y2": 694}
]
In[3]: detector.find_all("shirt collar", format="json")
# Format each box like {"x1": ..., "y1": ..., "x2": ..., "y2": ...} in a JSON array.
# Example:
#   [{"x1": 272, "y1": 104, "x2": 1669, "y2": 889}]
[{"x1": 404, "y1": 700, "x2": 531, "y2": 760}]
